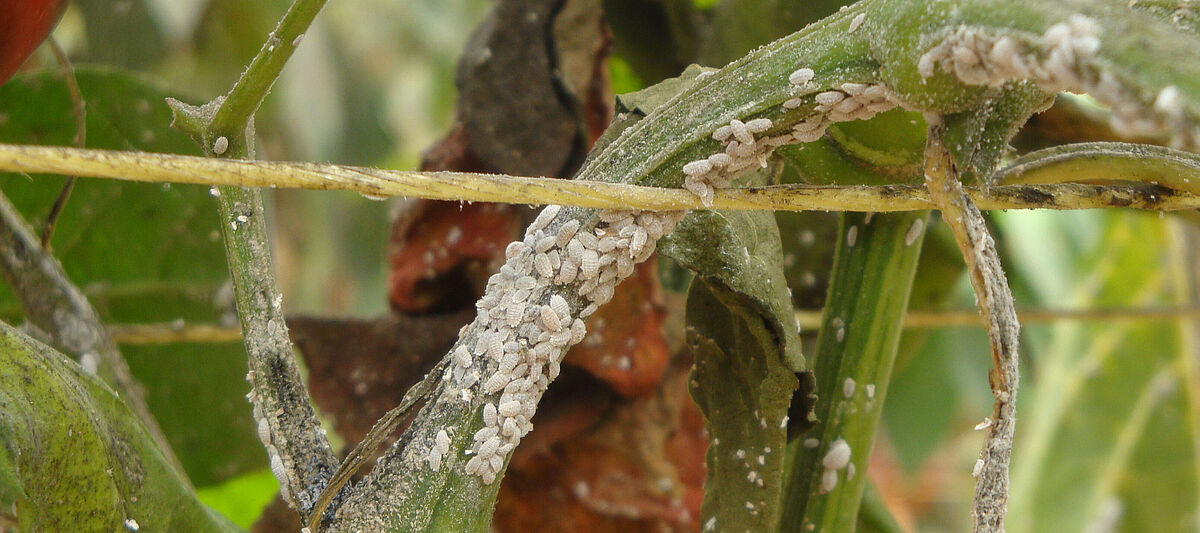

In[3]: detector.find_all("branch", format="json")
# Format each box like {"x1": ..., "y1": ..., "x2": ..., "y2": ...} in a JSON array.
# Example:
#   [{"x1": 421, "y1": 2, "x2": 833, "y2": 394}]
[
  {"x1": 40, "y1": 37, "x2": 84, "y2": 248},
  {"x1": 924, "y1": 126, "x2": 1021, "y2": 533},
  {"x1": 2, "y1": 144, "x2": 1200, "y2": 212},
  {"x1": 162, "y1": 0, "x2": 339, "y2": 521},
  {"x1": 0, "y1": 191, "x2": 185, "y2": 477},
  {"x1": 794, "y1": 305, "x2": 1200, "y2": 330},
  {"x1": 106, "y1": 322, "x2": 243, "y2": 344}
]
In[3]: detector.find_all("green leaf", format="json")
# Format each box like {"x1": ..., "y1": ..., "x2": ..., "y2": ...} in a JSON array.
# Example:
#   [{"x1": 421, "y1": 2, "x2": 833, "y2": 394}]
[
  {"x1": 0, "y1": 320, "x2": 240, "y2": 532},
  {"x1": 0, "y1": 68, "x2": 265, "y2": 487},
  {"x1": 685, "y1": 280, "x2": 798, "y2": 532},
  {"x1": 1006, "y1": 211, "x2": 1200, "y2": 533},
  {"x1": 196, "y1": 469, "x2": 281, "y2": 529},
  {"x1": 661, "y1": 209, "x2": 804, "y2": 371},
  {"x1": 659, "y1": 206, "x2": 803, "y2": 531}
]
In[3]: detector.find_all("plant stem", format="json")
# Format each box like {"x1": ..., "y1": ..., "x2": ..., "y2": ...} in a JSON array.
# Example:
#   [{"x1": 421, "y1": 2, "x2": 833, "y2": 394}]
[
  {"x1": 206, "y1": 0, "x2": 327, "y2": 151},
  {"x1": 165, "y1": 0, "x2": 339, "y2": 522},
  {"x1": 3, "y1": 144, "x2": 1200, "y2": 213},
  {"x1": 924, "y1": 125, "x2": 1021, "y2": 533},
  {"x1": 780, "y1": 211, "x2": 927, "y2": 532},
  {"x1": 40, "y1": 37, "x2": 84, "y2": 249}
]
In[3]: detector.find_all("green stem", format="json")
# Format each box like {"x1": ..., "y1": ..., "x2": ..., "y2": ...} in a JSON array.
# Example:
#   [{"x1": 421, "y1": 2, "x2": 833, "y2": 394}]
[
  {"x1": 207, "y1": 0, "x2": 328, "y2": 151},
  {"x1": 166, "y1": 0, "x2": 338, "y2": 523},
  {"x1": 780, "y1": 211, "x2": 927, "y2": 532}
]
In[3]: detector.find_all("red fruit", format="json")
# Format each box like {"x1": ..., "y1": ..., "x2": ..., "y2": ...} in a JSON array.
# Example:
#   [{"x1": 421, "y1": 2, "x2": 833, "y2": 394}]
[{"x1": 0, "y1": 0, "x2": 67, "y2": 85}]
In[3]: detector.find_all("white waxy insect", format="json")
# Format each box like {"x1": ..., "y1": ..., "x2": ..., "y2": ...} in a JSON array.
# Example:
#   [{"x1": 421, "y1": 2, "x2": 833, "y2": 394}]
[
  {"x1": 579, "y1": 250, "x2": 600, "y2": 279},
  {"x1": 705, "y1": 153, "x2": 731, "y2": 170},
  {"x1": 498, "y1": 400, "x2": 523, "y2": 418},
  {"x1": 729, "y1": 119, "x2": 754, "y2": 144},
  {"x1": 499, "y1": 350, "x2": 520, "y2": 374},
  {"x1": 840, "y1": 82, "x2": 868, "y2": 96},
  {"x1": 510, "y1": 363, "x2": 528, "y2": 379},
  {"x1": 865, "y1": 384, "x2": 876, "y2": 399},
  {"x1": 454, "y1": 346, "x2": 472, "y2": 368},
  {"x1": 820, "y1": 469, "x2": 838, "y2": 493},
  {"x1": 256, "y1": 417, "x2": 272, "y2": 446},
  {"x1": 547, "y1": 249, "x2": 561, "y2": 270},
  {"x1": 745, "y1": 118, "x2": 772, "y2": 133},
  {"x1": 843, "y1": 378, "x2": 856, "y2": 398},
  {"x1": 591, "y1": 284, "x2": 615, "y2": 305},
  {"x1": 814, "y1": 90, "x2": 846, "y2": 106},
  {"x1": 514, "y1": 276, "x2": 537, "y2": 291},
  {"x1": 473, "y1": 332, "x2": 491, "y2": 356},
  {"x1": 846, "y1": 225, "x2": 858, "y2": 247},
  {"x1": 505, "y1": 241, "x2": 527, "y2": 259},
  {"x1": 557, "y1": 258, "x2": 579, "y2": 284},
  {"x1": 465, "y1": 455, "x2": 483, "y2": 475},
  {"x1": 482, "y1": 403, "x2": 498, "y2": 426},
  {"x1": 460, "y1": 371, "x2": 479, "y2": 389},
  {"x1": 581, "y1": 302, "x2": 599, "y2": 318},
  {"x1": 848, "y1": 12, "x2": 865, "y2": 33},
  {"x1": 556, "y1": 220, "x2": 581, "y2": 246},
  {"x1": 502, "y1": 417, "x2": 520, "y2": 437},
  {"x1": 569, "y1": 319, "x2": 587, "y2": 344},
  {"x1": 508, "y1": 289, "x2": 531, "y2": 306},
  {"x1": 833, "y1": 98, "x2": 863, "y2": 116},
  {"x1": 213, "y1": 136, "x2": 229, "y2": 155},
  {"x1": 428, "y1": 449, "x2": 443, "y2": 471},
  {"x1": 269, "y1": 452, "x2": 287, "y2": 483},
  {"x1": 683, "y1": 159, "x2": 714, "y2": 176},
  {"x1": 507, "y1": 302, "x2": 527, "y2": 327},
  {"x1": 487, "y1": 335, "x2": 505, "y2": 361},
  {"x1": 1155, "y1": 86, "x2": 1183, "y2": 115},
  {"x1": 629, "y1": 228, "x2": 649, "y2": 258},
  {"x1": 728, "y1": 140, "x2": 756, "y2": 158},
  {"x1": 712, "y1": 125, "x2": 732, "y2": 141},
  {"x1": 484, "y1": 373, "x2": 508, "y2": 393},
  {"x1": 782, "y1": 98, "x2": 805, "y2": 109},
  {"x1": 803, "y1": 438, "x2": 819, "y2": 448},
  {"x1": 478, "y1": 436, "x2": 502, "y2": 458},
  {"x1": 549, "y1": 295, "x2": 570, "y2": 318},
  {"x1": 905, "y1": 218, "x2": 925, "y2": 246},
  {"x1": 823, "y1": 439, "x2": 852, "y2": 470},
  {"x1": 599, "y1": 209, "x2": 631, "y2": 223},
  {"x1": 577, "y1": 230, "x2": 599, "y2": 250},
  {"x1": 535, "y1": 236, "x2": 556, "y2": 254},
  {"x1": 489, "y1": 454, "x2": 504, "y2": 472},
  {"x1": 534, "y1": 253, "x2": 554, "y2": 279},
  {"x1": 532, "y1": 205, "x2": 562, "y2": 231},
  {"x1": 566, "y1": 238, "x2": 585, "y2": 259},
  {"x1": 597, "y1": 236, "x2": 618, "y2": 253},
  {"x1": 789, "y1": 67, "x2": 815, "y2": 86}
]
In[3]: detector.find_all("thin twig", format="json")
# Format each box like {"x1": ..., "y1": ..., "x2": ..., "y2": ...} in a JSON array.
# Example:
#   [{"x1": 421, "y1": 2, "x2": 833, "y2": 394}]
[
  {"x1": 2, "y1": 144, "x2": 1200, "y2": 213},
  {"x1": 924, "y1": 126, "x2": 1021, "y2": 533},
  {"x1": 0, "y1": 191, "x2": 186, "y2": 478},
  {"x1": 40, "y1": 38, "x2": 84, "y2": 249},
  {"x1": 793, "y1": 305, "x2": 1200, "y2": 330},
  {"x1": 107, "y1": 322, "x2": 243, "y2": 344}
]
